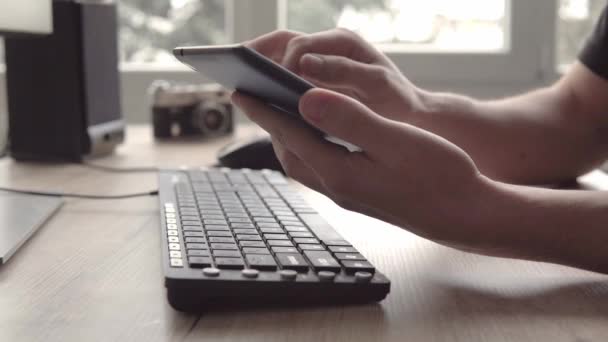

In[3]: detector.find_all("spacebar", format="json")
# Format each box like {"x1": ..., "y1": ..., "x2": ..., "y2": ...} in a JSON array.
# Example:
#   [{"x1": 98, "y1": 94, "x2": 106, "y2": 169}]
[{"x1": 298, "y1": 214, "x2": 343, "y2": 243}]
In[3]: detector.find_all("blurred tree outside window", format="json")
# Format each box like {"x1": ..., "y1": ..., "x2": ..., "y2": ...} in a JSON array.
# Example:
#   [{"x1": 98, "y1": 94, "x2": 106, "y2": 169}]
[
  {"x1": 287, "y1": 0, "x2": 508, "y2": 52},
  {"x1": 118, "y1": 0, "x2": 227, "y2": 64}
]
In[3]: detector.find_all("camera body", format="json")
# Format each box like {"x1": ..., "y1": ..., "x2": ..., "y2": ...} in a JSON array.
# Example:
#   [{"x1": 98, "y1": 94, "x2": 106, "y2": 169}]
[{"x1": 151, "y1": 82, "x2": 234, "y2": 139}]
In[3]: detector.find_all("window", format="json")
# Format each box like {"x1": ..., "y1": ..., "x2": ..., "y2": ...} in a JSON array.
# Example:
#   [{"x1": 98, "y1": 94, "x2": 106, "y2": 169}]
[
  {"x1": 287, "y1": 0, "x2": 508, "y2": 52},
  {"x1": 119, "y1": 0, "x2": 228, "y2": 64},
  {"x1": 1, "y1": 1, "x2": 607, "y2": 123},
  {"x1": 557, "y1": 0, "x2": 605, "y2": 67}
]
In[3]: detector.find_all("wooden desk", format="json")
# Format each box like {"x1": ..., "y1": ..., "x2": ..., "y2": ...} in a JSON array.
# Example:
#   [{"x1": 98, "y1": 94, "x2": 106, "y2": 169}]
[{"x1": 1, "y1": 125, "x2": 607, "y2": 342}]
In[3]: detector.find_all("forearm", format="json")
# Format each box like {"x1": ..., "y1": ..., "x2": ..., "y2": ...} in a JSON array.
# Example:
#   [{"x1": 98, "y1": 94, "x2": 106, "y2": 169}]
[
  {"x1": 463, "y1": 177, "x2": 608, "y2": 274},
  {"x1": 412, "y1": 85, "x2": 608, "y2": 184}
]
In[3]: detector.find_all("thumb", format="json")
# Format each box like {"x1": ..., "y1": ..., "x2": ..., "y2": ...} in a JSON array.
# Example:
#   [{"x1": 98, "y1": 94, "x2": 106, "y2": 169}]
[
  {"x1": 299, "y1": 88, "x2": 399, "y2": 155},
  {"x1": 300, "y1": 54, "x2": 385, "y2": 93}
]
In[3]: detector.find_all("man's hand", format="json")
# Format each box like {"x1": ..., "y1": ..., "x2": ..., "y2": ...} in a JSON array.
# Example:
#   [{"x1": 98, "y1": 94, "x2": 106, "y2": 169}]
[
  {"x1": 246, "y1": 29, "x2": 423, "y2": 122},
  {"x1": 232, "y1": 88, "x2": 492, "y2": 247}
]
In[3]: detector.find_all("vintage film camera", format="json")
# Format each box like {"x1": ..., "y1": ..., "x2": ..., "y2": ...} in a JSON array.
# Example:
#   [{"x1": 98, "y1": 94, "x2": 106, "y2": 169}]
[{"x1": 150, "y1": 81, "x2": 234, "y2": 139}]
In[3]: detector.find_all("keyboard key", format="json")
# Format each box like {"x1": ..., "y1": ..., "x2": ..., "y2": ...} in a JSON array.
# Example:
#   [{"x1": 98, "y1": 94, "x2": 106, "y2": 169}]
[
  {"x1": 186, "y1": 243, "x2": 208, "y2": 250},
  {"x1": 335, "y1": 253, "x2": 367, "y2": 261},
  {"x1": 245, "y1": 254, "x2": 278, "y2": 270},
  {"x1": 236, "y1": 234, "x2": 262, "y2": 241},
  {"x1": 169, "y1": 250, "x2": 182, "y2": 258},
  {"x1": 183, "y1": 227, "x2": 203, "y2": 234},
  {"x1": 268, "y1": 240, "x2": 294, "y2": 247},
  {"x1": 293, "y1": 238, "x2": 319, "y2": 244},
  {"x1": 204, "y1": 219, "x2": 228, "y2": 225},
  {"x1": 201, "y1": 214, "x2": 225, "y2": 220},
  {"x1": 226, "y1": 212, "x2": 249, "y2": 218},
  {"x1": 187, "y1": 250, "x2": 210, "y2": 257},
  {"x1": 215, "y1": 257, "x2": 245, "y2": 269},
  {"x1": 207, "y1": 231, "x2": 233, "y2": 237},
  {"x1": 232, "y1": 228, "x2": 258, "y2": 235},
  {"x1": 183, "y1": 231, "x2": 205, "y2": 237},
  {"x1": 169, "y1": 243, "x2": 181, "y2": 251},
  {"x1": 298, "y1": 214, "x2": 343, "y2": 243},
  {"x1": 299, "y1": 244, "x2": 325, "y2": 251},
  {"x1": 208, "y1": 237, "x2": 235, "y2": 243},
  {"x1": 257, "y1": 222, "x2": 281, "y2": 228},
  {"x1": 167, "y1": 230, "x2": 178, "y2": 236},
  {"x1": 263, "y1": 234, "x2": 289, "y2": 240},
  {"x1": 254, "y1": 217, "x2": 277, "y2": 223},
  {"x1": 271, "y1": 246, "x2": 299, "y2": 253},
  {"x1": 284, "y1": 226, "x2": 309, "y2": 232},
  {"x1": 168, "y1": 236, "x2": 179, "y2": 243},
  {"x1": 260, "y1": 227, "x2": 284, "y2": 234},
  {"x1": 184, "y1": 237, "x2": 206, "y2": 243},
  {"x1": 230, "y1": 223, "x2": 256, "y2": 229},
  {"x1": 242, "y1": 247, "x2": 271, "y2": 255},
  {"x1": 324, "y1": 240, "x2": 352, "y2": 246},
  {"x1": 189, "y1": 256, "x2": 213, "y2": 268},
  {"x1": 239, "y1": 241, "x2": 266, "y2": 248},
  {"x1": 228, "y1": 217, "x2": 251, "y2": 222},
  {"x1": 341, "y1": 260, "x2": 375, "y2": 274},
  {"x1": 290, "y1": 232, "x2": 315, "y2": 238},
  {"x1": 181, "y1": 220, "x2": 202, "y2": 226},
  {"x1": 303, "y1": 250, "x2": 341, "y2": 272},
  {"x1": 210, "y1": 243, "x2": 238, "y2": 250},
  {"x1": 213, "y1": 250, "x2": 242, "y2": 258},
  {"x1": 328, "y1": 246, "x2": 358, "y2": 253},
  {"x1": 276, "y1": 253, "x2": 309, "y2": 272},
  {"x1": 277, "y1": 216, "x2": 299, "y2": 222},
  {"x1": 204, "y1": 225, "x2": 230, "y2": 231},
  {"x1": 170, "y1": 258, "x2": 183, "y2": 267},
  {"x1": 250, "y1": 212, "x2": 273, "y2": 218}
]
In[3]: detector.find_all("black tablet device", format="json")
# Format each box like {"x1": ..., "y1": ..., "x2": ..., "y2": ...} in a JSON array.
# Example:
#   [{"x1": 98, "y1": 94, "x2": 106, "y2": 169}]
[{"x1": 173, "y1": 44, "x2": 360, "y2": 151}]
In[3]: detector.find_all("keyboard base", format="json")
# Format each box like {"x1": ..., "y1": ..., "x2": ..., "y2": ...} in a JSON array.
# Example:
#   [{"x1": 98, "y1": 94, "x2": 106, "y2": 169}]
[{"x1": 166, "y1": 273, "x2": 390, "y2": 311}]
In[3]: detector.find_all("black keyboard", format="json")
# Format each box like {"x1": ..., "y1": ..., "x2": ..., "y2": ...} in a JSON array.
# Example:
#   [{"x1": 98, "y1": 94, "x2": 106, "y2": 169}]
[{"x1": 159, "y1": 168, "x2": 390, "y2": 311}]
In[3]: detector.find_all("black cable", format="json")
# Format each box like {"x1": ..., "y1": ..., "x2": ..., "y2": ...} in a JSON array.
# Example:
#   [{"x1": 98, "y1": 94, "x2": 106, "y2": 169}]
[
  {"x1": 79, "y1": 161, "x2": 160, "y2": 173},
  {"x1": 0, "y1": 187, "x2": 159, "y2": 199}
]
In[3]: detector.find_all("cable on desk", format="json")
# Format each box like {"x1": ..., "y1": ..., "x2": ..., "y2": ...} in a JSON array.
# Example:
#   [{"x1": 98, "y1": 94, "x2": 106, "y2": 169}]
[
  {"x1": 0, "y1": 187, "x2": 159, "y2": 199},
  {"x1": 79, "y1": 161, "x2": 160, "y2": 173}
]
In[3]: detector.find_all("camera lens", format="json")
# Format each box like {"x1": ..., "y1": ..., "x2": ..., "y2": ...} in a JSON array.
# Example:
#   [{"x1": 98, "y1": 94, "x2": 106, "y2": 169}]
[
  {"x1": 203, "y1": 110, "x2": 223, "y2": 131},
  {"x1": 194, "y1": 102, "x2": 228, "y2": 134}
]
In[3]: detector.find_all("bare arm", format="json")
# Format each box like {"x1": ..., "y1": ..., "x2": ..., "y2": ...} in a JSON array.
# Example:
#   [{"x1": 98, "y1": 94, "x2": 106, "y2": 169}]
[
  {"x1": 414, "y1": 63, "x2": 608, "y2": 184},
  {"x1": 469, "y1": 179, "x2": 608, "y2": 274}
]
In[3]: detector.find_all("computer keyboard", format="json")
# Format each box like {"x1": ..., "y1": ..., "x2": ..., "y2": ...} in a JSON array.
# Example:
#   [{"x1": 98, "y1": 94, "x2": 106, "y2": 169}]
[{"x1": 158, "y1": 168, "x2": 390, "y2": 311}]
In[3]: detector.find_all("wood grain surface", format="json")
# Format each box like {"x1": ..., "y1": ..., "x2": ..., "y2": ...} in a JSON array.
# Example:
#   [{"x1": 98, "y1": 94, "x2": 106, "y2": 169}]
[{"x1": 0, "y1": 125, "x2": 607, "y2": 342}]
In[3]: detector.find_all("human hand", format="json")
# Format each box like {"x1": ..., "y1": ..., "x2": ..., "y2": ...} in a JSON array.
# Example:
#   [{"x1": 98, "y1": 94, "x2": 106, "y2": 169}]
[
  {"x1": 246, "y1": 29, "x2": 424, "y2": 122},
  {"x1": 232, "y1": 87, "x2": 493, "y2": 247}
]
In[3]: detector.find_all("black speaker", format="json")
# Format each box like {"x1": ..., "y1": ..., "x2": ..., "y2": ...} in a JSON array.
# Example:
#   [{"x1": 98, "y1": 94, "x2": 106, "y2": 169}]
[{"x1": 4, "y1": 0, "x2": 124, "y2": 161}]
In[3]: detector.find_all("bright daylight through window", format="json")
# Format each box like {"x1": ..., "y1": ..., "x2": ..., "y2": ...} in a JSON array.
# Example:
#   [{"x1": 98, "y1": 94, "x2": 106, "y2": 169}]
[
  {"x1": 287, "y1": 0, "x2": 508, "y2": 52},
  {"x1": 0, "y1": 0, "x2": 605, "y2": 70}
]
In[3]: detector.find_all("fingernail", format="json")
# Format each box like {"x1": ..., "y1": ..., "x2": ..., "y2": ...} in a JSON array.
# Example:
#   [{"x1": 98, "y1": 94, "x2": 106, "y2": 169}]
[{"x1": 301, "y1": 54, "x2": 323, "y2": 77}]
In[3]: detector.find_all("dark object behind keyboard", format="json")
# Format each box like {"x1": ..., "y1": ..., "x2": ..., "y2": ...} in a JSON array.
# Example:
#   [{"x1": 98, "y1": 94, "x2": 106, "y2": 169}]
[
  {"x1": 159, "y1": 168, "x2": 390, "y2": 311},
  {"x1": 216, "y1": 136, "x2": 284, "y2": 173}
]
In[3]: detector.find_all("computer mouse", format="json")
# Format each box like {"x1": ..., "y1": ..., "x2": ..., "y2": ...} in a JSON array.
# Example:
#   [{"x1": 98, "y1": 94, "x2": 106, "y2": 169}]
[{"x1": 217, "y1": 136, "x2": 285, "y2": 173}]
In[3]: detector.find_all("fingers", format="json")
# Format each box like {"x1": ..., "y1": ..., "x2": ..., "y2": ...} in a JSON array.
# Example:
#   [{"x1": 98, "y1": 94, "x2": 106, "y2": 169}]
[
  {"x1": 245, "y1": 30, "x2": 302, "y2": 63},
  {"x1": 299, "y1": 88, "x2": 401, "y2": 157},
  {"x1": 231, "y1": 91, "x2": 352, "y2": 177},
  {"x1": 299, "y1": 54, "x2": 388, "y2": 97},
  {"x1": 270, "y1": 139, "x2": 326, "y2": 194},
  {"x1": 282, "y1": 28, "x2": 378, "y2": 73}
]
